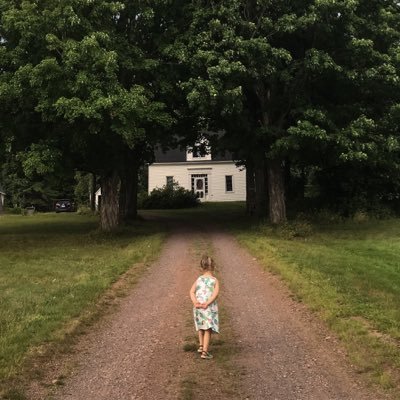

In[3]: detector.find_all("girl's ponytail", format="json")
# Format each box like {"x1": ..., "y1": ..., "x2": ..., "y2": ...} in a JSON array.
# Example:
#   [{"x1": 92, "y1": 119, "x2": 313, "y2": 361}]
[{"x1": 200, "y1": 254, "x2": 215, "y2": 271}]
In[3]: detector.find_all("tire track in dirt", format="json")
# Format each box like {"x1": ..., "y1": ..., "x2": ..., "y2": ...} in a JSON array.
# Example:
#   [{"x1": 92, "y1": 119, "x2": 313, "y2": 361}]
[{"x1": 211, "y1": 231, "x2": 389, "y2": 400}]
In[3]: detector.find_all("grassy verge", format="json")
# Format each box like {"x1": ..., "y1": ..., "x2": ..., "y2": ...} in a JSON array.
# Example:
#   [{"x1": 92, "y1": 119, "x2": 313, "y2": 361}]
[
  {"x1": 0, "y1": 212, "x2": 165, "y2": 395},
  {"x1": 234, "y1": 217, "x2": 400, "y2": 393}
]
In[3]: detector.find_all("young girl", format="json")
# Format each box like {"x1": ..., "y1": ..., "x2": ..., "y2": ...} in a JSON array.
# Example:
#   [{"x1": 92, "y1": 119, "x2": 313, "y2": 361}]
[{"x1": 189, "y1": 255, "x2": 220, "y2": 359}]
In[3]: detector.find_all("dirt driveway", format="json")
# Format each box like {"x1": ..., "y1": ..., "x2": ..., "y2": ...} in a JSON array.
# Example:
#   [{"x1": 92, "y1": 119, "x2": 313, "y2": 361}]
[{"x1": 28, "y1": 222, "x2": 389, "y2": 400}]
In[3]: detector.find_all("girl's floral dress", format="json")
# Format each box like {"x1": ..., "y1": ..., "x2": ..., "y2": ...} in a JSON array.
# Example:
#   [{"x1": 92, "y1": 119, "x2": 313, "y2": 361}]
[{"x1": 193, "y1": 275, "x2": 219, "y2": 333}]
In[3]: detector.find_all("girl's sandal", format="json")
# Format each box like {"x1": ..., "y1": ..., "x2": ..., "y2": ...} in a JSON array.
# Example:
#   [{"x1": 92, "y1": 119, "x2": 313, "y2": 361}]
[
  {"x1": 197, "y1": 345, "x2": 203, "y2": 353},
  {"x1": 201, "y1": 351, "x2": 213, "y2": 359}
]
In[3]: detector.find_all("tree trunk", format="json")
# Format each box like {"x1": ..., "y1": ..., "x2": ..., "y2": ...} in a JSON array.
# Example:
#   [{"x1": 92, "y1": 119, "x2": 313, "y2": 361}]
[
  {"x1": 252, "y1": 82, "x2": 271, "y2": 219},
  {"x1": 300, "y1": 167, "x2": 306, "y2": 200},
  {"x1": 246, "y1": 160, "x2": 256, "y2": 216},
  {"x1": 119, "y1": 163, "x2": 139, "y2": 223},
  {"x1": 90, "y1": 173, "x2": 96, "y2": 212},
  {"x1": 254, "y1": 156, "x2": 268, "y2": 218},
  {"x1": 99, "y1": 170, "x2": 120, "y2": 231},
  {"x1": 0, "y1": 197, "x2": 3, "y2": 214},
  {"x1": 119, "y1": 148, "x2": 141, "y2": 223},
  {"x1": 267, "y1": 158, "x2": 286, "y2": 224}
]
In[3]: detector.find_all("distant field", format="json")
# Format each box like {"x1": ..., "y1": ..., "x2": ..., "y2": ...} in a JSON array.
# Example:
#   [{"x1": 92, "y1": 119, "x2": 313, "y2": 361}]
[{"x1": 0, "y1": 213, "x2": 165, "y2": 389}]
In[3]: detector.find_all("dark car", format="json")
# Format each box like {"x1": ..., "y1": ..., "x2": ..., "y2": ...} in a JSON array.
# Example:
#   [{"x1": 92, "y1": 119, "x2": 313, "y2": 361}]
[{"x1": 55, "y1": 199, "x2": 75, "y2": 213}]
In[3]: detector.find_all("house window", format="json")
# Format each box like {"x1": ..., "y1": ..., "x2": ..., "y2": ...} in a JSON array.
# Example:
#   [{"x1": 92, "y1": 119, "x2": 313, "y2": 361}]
[
  {"x1": 192, "y1": 148, "x2": 201, "y2": 158},
  {"x1": 225, "y1": 175, "x2": 233, "y2": 192},
  {"x1": 186, "y1": 137, "x2": 212, "y2": 161},
  {"x1": 166, "y1": 176, "x2": 174, "y2": 186}
]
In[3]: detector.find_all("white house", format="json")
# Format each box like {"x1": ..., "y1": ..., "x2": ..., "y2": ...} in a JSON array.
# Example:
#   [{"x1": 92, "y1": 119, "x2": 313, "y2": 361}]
[{"x1": 148, "y1": 143, "x2": 246, "y2": 202}]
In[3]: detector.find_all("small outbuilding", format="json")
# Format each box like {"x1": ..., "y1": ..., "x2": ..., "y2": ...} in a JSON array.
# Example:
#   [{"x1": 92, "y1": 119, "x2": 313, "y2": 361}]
[
  {"x1": 94, "y1": 188, "x2": 102, "y2": 211},
  {"x1": 0, "y1": 187, "x2": 6, "y2": 213}
]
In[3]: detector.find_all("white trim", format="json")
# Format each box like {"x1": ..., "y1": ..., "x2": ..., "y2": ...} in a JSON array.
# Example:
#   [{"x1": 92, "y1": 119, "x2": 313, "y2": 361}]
[
  {"x1": 151, "y1": 160, "x2": 236, "y2": 166},
  {"x1": 187, "y1": 167, "x2": 212, "y2": 171}
]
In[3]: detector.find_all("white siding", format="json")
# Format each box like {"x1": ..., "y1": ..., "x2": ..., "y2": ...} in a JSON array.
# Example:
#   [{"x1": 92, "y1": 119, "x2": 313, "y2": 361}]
[
  {"x1": 94, "y1": 188, "x2": 102, "y2": 210},
  {"x1": 148, "y1": 162, "x2": 246, "y2": 202}
]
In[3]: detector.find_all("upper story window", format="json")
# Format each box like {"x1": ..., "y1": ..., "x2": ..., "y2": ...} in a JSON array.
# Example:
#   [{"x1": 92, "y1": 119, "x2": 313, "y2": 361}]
[{"x1": 186, "y1": 138, "x2": 212, "y2": 161}]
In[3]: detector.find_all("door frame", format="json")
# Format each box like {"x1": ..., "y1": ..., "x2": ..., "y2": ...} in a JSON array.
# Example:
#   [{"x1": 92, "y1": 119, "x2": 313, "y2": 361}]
[
  {"x1": 190, "y1": 173, "x2": 209, "y2": 201},
  {"x1": 194, "y1": 177, "x2": 206, "y2": 200}
]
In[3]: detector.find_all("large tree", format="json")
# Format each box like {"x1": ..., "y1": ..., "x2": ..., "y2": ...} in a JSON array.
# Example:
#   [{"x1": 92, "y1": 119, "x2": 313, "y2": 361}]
[
  {"x1": 0, "y1": 0, "x2": 177, "y2": 230},
  {"x1": 172, "y1": 0, "x2": 400, "y2": 222}
]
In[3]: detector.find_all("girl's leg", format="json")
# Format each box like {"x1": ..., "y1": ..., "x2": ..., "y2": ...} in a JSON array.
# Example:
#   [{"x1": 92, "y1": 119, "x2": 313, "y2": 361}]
[
  {"x1": 203, "y1": 329, "x2": 212, "y2": 352},
  {"x1": 198, "y1": 330, "x2": 204, "y2": 347}
]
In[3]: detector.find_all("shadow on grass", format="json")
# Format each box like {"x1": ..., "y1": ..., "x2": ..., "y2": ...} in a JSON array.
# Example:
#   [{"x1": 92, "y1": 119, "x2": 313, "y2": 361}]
[{"x1": 0, "y1": 213, "x2": 166, "y2": 253}]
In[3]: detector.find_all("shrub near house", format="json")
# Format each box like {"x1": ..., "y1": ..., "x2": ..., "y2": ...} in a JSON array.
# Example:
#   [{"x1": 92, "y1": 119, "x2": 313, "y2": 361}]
[{"x1": 139, "y1": 183, "x2": 199, "y2": 209}]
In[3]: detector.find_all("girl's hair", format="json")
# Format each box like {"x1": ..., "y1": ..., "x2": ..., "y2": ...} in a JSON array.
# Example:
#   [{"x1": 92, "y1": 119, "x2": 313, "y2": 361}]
[{"x1": 200, "y1": 254, "x2": 215, "y2": 271}]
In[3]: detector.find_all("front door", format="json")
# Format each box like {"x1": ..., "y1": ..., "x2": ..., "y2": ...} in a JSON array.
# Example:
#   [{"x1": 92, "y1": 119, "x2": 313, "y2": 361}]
[{"x1": 194, "y1": 177, "x2": 206, "y2": 200}]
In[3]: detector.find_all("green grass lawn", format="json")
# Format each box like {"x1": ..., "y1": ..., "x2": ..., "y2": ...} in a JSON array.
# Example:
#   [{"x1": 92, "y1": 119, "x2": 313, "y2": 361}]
[
  {"x1": 0, "y1": 213, "x2": 165, "y2": 391},
  {"x1": 234, "y1": 216, "x2": 400, "y2": 391}
]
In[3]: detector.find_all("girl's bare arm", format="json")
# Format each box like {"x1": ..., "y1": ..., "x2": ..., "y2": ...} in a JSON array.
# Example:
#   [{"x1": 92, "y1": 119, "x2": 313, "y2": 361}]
[
  {"x1": 189, "y1": 281, "x2": 198, "y2": 306},
  {"x1": 205, "y1": 278, "x2": 220, "y2": 306}
]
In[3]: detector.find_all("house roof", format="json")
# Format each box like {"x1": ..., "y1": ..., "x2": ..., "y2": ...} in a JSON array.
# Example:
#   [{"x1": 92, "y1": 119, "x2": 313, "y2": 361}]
[
  {"x1": 155, "y1": 147, "x2": 187, "y2": 162},
  {"x1": 153, "y1": 147, "x2": 234, "y2": 163}
]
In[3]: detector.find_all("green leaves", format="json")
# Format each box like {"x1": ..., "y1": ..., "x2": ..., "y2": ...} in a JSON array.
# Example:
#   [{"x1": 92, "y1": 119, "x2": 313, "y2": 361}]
[
  {"x1": 288, "y1": 121, "x2": 329, "y2": 141},
  {"x1": 304, "y1": 49, "x2": 342, "y2": 73},
  {"x1": 17, "y1": 142, "x2": 62, "y2": 177},
  {"x1": 1, "y1": 0, "x2": 400, "y2": 217},
  {"x1": 337, "y1": 116, "x2": 377, "y2": 162}
]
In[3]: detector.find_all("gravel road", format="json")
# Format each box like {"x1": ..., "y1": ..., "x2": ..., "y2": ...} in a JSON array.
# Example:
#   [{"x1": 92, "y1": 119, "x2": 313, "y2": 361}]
[
  {"x1": 30, "y1": 222, "x2": 389, "y2": 400},
  {"x1": 51, "y1": 226, "x2": 197, "y2": 400},
  {"x1": 212, "y1": 232, "x2": 387, "y2": 400}
]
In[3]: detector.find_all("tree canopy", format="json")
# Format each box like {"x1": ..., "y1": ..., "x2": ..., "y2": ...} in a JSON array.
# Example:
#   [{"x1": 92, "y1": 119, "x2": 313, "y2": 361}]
[
  {"x1": 1, "y1": 0, "x2": 400, "y2": 226},
  {"x1": 1, "y1": 0, "x2": 177, "y2": 229},
  {"x1": 170, "y1": 0, "x2": 400, "y2": 221}
]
